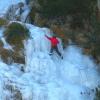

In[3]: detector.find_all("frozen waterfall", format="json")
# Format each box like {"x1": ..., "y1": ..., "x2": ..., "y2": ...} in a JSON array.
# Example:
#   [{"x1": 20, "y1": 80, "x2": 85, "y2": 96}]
[{"x1": 0, "y1": 24, "x2": 100, "y2": 100}]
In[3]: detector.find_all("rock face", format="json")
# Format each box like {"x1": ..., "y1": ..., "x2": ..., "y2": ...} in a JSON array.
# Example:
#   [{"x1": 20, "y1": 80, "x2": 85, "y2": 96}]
[
  {"x1": 4, "y1": 84, "x2": 22, "y2": 100},
  {"x1": 0, "y1": 47, "x2": 25, "y2": 64},
  {"x1": 4, "y1": 2, "x2": 25, "y2": 21},
  {"x1": 0, "y1": 22, "x2": 29, "y2": 64}
]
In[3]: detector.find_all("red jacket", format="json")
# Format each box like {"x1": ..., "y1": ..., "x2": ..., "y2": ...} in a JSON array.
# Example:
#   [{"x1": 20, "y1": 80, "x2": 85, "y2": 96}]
[{"x1": 45, "y1": 35, "x2": 59, "y2": 47}]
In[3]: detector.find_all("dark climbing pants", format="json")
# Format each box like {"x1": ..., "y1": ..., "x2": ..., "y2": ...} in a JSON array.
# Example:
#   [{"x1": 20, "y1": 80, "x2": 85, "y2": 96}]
[
  {"x1": 50, "y1": 46, "x2": 62, "y2": 57},
  {"x1": 25, "y1": 0, "x2": 30, "y2": 5}
]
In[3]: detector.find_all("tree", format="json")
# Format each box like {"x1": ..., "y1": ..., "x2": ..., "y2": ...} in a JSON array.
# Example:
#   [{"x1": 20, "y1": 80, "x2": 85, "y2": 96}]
[
  {"x1": 38, "y1": 0, "x2": 97, "y2": 28},
  {"x1": 38, "y1": 0, "x2": 96, "y2": 18}
]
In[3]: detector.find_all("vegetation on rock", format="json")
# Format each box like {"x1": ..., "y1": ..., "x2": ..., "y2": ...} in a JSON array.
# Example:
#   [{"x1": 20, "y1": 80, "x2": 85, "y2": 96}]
[
  {"x1": 5, "y1": 84, "x2": 22, "y2": 100},
  {"x1": 0, "y1": 45, "x2": 25, "y2": 64},
  {"x1": 0, "y1": 22, "x2": 29, "y2": 64},
  {"x1": 0, "y1": 18, "x2": 8, "y2": 27},
  {"x1": 38, "y1": 0, "x2": 96, "y2": 28},
  {"x1": 4, "y1": 22, "x2": 30, "y2": 49}
]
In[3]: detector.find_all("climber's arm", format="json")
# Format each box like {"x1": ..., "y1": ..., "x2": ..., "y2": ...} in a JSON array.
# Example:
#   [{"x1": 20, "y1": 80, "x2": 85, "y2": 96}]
[{"x1": 45, "y1": 35, "x2": 51, "y2": 40}]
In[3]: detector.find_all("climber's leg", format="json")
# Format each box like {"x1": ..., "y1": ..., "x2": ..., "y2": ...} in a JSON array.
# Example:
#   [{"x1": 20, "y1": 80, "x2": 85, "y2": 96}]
[
  {"x1": 49, "y1": 47, "x2": 53, "y2": 55},
  {"x1": 54, "y1": 46, "x2": 63, "y2": 59}
]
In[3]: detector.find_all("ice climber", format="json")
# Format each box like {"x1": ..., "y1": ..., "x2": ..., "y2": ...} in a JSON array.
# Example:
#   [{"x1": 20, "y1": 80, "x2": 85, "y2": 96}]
[{"x1": 45, "y1": 35, "x2": 63, "y2": 59}]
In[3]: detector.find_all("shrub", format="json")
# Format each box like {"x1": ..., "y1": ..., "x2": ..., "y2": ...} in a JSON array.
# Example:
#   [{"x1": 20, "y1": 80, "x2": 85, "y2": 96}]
[
  {"x1": 4, "y1": 22, "x2": 30, "y2": 48},
  {"x1": 90, "y1": 15, "x2": 100, "y2": 62},
  {"x1": 38, "y1": 0, "x2": 96, "y2": 17},
  {"x1": 38, "y1": 0, "x2": 97, "y2": 29},
  {"x1": 0, "y1": 40, "x2": 3, "y2": 47},
  {"x1": 0, "y1": 18, "x2": 8, "y2": 27}
]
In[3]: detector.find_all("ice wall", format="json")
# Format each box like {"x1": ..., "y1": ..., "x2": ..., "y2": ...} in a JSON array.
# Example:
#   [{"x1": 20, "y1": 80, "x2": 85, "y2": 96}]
[{"x1": 0, "y1": 22, "x2": 99, "y2": 100}]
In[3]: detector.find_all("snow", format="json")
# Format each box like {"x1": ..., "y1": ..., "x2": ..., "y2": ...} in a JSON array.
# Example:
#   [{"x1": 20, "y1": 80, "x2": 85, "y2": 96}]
[
  {"x1": 0, "y1": 0, "x2": 24, "y2": 17},
  {"x1": 20, "y1": 5, "x2": 30, "y2": 22},
  {"x1": 0, "y1": 0, "x2": 100, "y2": 100},
  {"x1": 1, "y1": 37, "x2": 14, "y2": 51}
]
